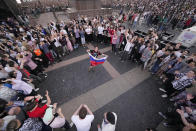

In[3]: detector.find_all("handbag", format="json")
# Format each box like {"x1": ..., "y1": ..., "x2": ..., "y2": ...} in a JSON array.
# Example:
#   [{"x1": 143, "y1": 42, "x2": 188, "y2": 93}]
[
  {"x1": 41, "y1": 113, "x2": 58, "y2": 131},
  {"x1": 48, "y1": 113, "x2": 58, "y2": 126}
]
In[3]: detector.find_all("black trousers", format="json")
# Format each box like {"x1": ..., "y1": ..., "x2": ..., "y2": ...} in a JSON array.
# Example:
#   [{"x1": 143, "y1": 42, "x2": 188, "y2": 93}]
[
  {"x1": 112, "y1": 44, "x2": 116, "y2": 53},
  {"x1": 97, "y1": 34, "x2": 103, "y2": 42},
  {"x1": 89, "y1": 34, "x2": 93, "y2": 42},
  {"x1": 30, "y1": 66, "x2": 43, "y2": 76},
  {"x1": 165, "y1": 73, "x2": 175, "y2": 83},
  {"x1": 164, "y1": 82, "x2": 180, "y2": 96},
  {"x1": 76, "y1": 37, "x2": 80, "y2": 45},
  {"x1": 103, "y1": 35, "x2": 108, "y2": 44},
  {"x1": 53, "y1": 47, "x2": 64, "y2": 60},
  {"x1": 120, "y1": 44, "x2": 125, "y2": 51},
  {"x1": 86, "y1": 34, "x2": 91, "y2": 43},
  {"x1": 93, "y1": 34, "x2": 97, "y2": 42},
  {"x1": 165, "y1": 110, "x2": 183, "y2": 126},
  {"x1": 62, "y1": 120, "x2": 72, "y2": 129}
]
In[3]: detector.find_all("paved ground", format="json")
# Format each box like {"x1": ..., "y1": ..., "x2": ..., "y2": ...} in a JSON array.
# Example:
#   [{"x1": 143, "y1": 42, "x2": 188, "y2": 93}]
[
  {"x1": 39, "y1": 58, "x2": 112, "y2": 105},
  {"x1": 37, "y1": 43, "x2": 171, "y2": 131}
]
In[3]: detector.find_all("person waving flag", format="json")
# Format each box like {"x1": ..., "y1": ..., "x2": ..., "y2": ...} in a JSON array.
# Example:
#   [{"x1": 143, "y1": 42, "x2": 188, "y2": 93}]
[{"x1": 87, "y1": 47, "x2": 108, "y2": 72}]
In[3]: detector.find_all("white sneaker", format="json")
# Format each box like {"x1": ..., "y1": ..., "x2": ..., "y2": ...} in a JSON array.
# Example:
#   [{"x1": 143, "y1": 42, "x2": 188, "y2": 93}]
[
  {"x1": 41, "y1": 100, "x2": 47, "y2": 103},
  {"x1": 70, "y1": 122, "x2": 74, "y2": 127},
  {"x1": 158, "y1": 112, "x2": 167, "y2": 119},
  {"x1": 161, "y1": 94, "x2": 168, "y2": 98},
  {"x1": 34, "y1": 88, "x2": 39, "y2": 92},
  {"x1": 159, "y1": 88, "x2": 167, "y2": 93}
]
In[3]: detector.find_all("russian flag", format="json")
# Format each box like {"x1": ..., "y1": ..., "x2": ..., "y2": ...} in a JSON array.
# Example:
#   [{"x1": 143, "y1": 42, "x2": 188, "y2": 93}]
[{"x1": 88, "y1": 52, "x2": 107, "y2": 66}]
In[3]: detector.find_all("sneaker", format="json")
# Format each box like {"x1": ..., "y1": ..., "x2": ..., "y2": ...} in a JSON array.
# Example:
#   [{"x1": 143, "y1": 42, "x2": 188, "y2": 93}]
[
  {"x1": 158, "y1": 112, "x2": 167, "y2": 119},
  {"x1": 169, "y1": 98, "x2": 174, "y2": 101},
  {"x1": 163, "y1": 122, "x2": 173, "y2": 127},
  {"x1": 34, "y1": 88, "x2": 39, "y2": 92},
  {"x1": 161, "y1": 94, "x2": 168, "y2": 98},
  {"x1": 70, "y1": 122, "x2": 74, "y2": 128},
  {"x1": 159, "y1": 88, "x2": 167, "y2": 93},
  {"x1": 41, "y1": 100, "x2": 47, "y2": 104}
]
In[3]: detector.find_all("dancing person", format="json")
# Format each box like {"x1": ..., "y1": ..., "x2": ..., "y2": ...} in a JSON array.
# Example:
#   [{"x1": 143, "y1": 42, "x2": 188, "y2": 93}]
[{"x1": 87, "y1": 47, "x2": 107, "y2": 72}]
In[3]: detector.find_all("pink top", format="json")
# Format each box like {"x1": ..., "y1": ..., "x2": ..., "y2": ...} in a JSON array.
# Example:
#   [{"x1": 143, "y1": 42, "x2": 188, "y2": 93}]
[
  {"x1": 24, "y1": 53, "x2": 37, "y2": 70},
  {"x1": 112, "y1": 35, "x2": 118, "y2": 44}
]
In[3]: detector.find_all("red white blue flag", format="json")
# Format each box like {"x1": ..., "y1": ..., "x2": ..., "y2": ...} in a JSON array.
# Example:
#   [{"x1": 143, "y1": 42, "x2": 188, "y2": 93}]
[{"x1": 88, "y1": 52, "x2": 107, "y2": 66}]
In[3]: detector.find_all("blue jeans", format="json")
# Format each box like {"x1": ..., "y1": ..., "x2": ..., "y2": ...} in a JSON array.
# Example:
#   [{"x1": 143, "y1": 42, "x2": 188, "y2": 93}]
[{"x1": 151, "y1": 61, "x2": 160, "y2": 73}]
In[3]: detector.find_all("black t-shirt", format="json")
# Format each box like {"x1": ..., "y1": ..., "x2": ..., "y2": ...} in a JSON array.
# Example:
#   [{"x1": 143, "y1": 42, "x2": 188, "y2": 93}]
[
  {"x1": 90, "y1": 50, "x2": 101, "y2": 58},
  {"x1": 0, "y1": 59, "x2": 7, "y2": 67}
]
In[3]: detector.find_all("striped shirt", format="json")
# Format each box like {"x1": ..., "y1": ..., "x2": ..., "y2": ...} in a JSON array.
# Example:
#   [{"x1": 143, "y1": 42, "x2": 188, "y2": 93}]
[{"x1": 172, "y1": 73, "x2": 194, "y2": 90}]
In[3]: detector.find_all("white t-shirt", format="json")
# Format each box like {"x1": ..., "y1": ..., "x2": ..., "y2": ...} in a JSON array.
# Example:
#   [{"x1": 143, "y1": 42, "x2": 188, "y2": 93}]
[
  {"x1": 85, "y1": 28, "x2": 92, "y2": 35},
  {"x1": 98, "y1": 26, "x2": 104, "y2": 35},
  {"x1": 134, "y1": 16, "x2": 139, "y2": 22},
  {"x1": 124, "y1": 42, "x2": 133, "y2": 52},
  {"x1": 175, "y1": 51, "x2": 182, "y2": 58},
  {"x1": 71, "y1": 115, "x2": 94, "y2": 131},
  {"x1": 99, "y1": 112, "x2": 117, "y2": 131},
  {"x1": 4, "y1": 66, "x2": 14, "y2": 73},
  {"x1": 54, "y1": 38, "x2": 62, "y2": 47}
]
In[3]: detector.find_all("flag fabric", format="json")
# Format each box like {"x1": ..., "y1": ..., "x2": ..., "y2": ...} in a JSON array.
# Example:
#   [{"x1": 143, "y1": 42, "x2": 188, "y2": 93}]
[{"x1": 88, "y1": 52, "x2": 107, "y2": 66}]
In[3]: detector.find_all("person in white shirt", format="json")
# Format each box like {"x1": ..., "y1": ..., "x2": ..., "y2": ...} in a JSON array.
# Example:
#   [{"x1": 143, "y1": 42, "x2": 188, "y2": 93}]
[
  {"x1": 97, "y1": 25, "x2": 104, "y2": 43},
  {"x1": 121, "y1": 38, "x2": 134, "y2": 62},
  {"x1": 4, "y1": 65, "x2": 14, "y2": 73},
  {"x1": 133, "y1": 14, "x2": 139, "y2": 28},
  {"x1": 97, "y1": 112, "x2": 117, "y2": 131},
  {"x1": 52, "y1": 36, "x2": 64, "y2": 60},
  {"x1": 71, "y1": 104, "x2": 94, "y2": 131},
  {"x1": 175, "y1": 50, "x2": 182, "y2": 58},
  {"x1": 85, "y1": 26, "x2": 92, "y2": 43}
]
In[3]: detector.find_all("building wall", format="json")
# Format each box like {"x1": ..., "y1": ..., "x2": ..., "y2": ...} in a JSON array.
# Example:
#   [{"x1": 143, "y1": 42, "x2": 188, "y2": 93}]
[
  {"x1": 70, "y1": 0, "x2": 101, "y2": 10},
  {"x1": 0, "y1": 0, "x2": 20, "y2": 19}
]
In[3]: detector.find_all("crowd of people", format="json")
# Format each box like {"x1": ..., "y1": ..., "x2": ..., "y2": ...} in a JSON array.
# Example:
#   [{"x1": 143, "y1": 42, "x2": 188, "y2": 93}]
[
  {"x1": 0, "y1": 0, "x2": 196, "y2": 130},
  {"x1": 120, "y1": 30, "x2": 196, "y2": 130},
  {"x1": 20, "y1": 0, "x2": 69, "y2": 16},
  {"x1": 0, "y1": 14, "x2": 125, "y2": 130},
  {"x1": 111, "y1": 0, "x2": 196, "y2": 31}
]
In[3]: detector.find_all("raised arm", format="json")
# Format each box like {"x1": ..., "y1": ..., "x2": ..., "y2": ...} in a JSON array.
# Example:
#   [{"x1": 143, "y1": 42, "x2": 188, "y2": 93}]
[
  {"x1": 84, "y1": 104, "x2": 93, "y2": 115},
  {"x1": 177, "y1": 109, "x2": 196, "y2": 129},
  {"x1": 19, "y1": 59, "x2": 26, "y2": 69},
  {"x1": 45, "y1": 90, "x2": 51, "y2": 106},
  {"x1": 73, "y1": 104, "x2": 83, "y2": 116}
]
